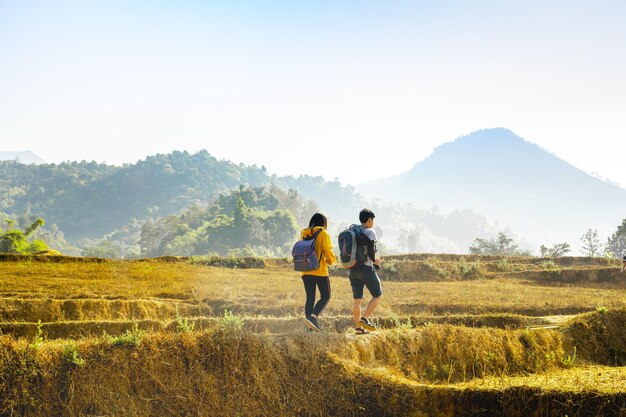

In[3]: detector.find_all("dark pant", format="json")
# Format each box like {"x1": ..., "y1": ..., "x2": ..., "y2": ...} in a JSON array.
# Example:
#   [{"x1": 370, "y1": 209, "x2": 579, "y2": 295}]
[
  {"x1": 349, "y1": 264, "x2": 383, "y2": 299},
  {"x1": 302, "y1": 275, "x2": 331, "y2": 317}
]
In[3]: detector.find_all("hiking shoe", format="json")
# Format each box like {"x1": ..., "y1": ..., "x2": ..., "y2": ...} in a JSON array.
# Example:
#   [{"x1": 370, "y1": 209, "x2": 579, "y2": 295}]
[
  {"x1": 359, "y1": 317, "x2": 376, "y2": 331},
  {"x1": 305, "y1": 316, "x2": 322, "y2": 332},
  {"x1": 355, "y1": 327, "x2": 370, "y2": 335}
]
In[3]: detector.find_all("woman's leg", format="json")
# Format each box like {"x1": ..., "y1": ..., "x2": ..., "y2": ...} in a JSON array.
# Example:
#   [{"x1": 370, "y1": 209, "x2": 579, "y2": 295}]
[
  {"x1": 302, "y1": 276, "x2": 317, "y2": 317},
  {"x1": 312, "y1": 276, "x2": 331, "y2": 317}
]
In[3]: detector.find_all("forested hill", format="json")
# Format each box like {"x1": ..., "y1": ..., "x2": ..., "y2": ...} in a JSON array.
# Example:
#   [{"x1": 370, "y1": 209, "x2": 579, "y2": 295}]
[{"x1": 0, "y1": 151, "x2": 364, "y2": 241}]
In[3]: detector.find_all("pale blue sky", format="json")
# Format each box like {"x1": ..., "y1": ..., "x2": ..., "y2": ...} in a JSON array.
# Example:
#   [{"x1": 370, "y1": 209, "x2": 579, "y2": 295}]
[{"x1": 1, "y1": 1, "x2": 625, "y2": 186}]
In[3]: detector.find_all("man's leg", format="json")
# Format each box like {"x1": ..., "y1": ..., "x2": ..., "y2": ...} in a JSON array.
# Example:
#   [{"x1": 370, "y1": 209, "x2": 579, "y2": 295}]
[
  {"x1": 353, "y1": 298, "x2": 363, "y2": 328},
  {"x1": 361, "y1": 267, "x2": 382, "y2": 322},
  {"x1": 363, "y1": 296, "x2": 380, "y2": 319},
  {"x1": 349, "y1": 273, "x2": 365, "y2": 328}
]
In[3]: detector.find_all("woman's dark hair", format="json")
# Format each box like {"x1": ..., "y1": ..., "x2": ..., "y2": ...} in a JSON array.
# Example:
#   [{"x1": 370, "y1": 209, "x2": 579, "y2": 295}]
[{"x1": 308, "y1": 212, "x2": 327, "y2": 229}]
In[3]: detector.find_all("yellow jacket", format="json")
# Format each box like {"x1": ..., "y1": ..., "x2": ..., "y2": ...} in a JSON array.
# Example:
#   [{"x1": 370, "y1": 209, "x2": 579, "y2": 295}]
[{"x1": 300, "y1": 226, "x2": 336, "y2": 277}]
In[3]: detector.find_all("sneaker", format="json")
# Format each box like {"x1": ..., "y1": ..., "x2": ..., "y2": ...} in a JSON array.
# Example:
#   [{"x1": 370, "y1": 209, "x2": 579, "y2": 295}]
[
  {"x1": 355, "y1": 327, "x2": 370, "y2": 335},
  {"x1": 305, "y1": 316, "x2": 322, "y2": 332},
  {"x1": 359, "y1": 317, "x2": 376, "y2": 331}
]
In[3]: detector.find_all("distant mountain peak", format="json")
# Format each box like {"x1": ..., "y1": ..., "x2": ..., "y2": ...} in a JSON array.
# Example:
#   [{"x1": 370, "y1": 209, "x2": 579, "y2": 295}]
[
  {"x1": 358, "y1": 128, "x2": 626, "y2": 251},
  {"x1": 435, "y1": 128, "x2": 529, "y2": 153},
  {"x1": 0, "y1": 150, "x2": 45, "y2": 164},
  {"x1": 460, "y1": 127, "x2": 518, "y2": 139}
]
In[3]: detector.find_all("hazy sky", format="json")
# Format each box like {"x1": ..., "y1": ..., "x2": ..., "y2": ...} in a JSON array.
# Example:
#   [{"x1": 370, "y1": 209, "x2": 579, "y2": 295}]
[{"x1": 1, "y1": 1, "x2": 625, "y2": 186}]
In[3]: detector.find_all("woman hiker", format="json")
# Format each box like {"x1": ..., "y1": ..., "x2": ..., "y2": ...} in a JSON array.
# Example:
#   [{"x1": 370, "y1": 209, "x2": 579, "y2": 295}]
[{"x1": 300, "y1": 212, "x2": 336, "y2": 332}]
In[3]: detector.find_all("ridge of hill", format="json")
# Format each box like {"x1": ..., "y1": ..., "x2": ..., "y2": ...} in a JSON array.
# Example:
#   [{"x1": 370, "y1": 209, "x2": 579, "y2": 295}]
[
  {"x1": 0, "y1": 151, "x2": 365, "y2": 241},
  {"x1": 358, "y1": 128, "x2": 626, "y2": 249}
]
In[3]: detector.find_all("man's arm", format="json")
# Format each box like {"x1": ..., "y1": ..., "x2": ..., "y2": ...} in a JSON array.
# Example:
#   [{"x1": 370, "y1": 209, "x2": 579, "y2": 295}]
[{"x1": 357, "y1": 231, "x2": 378, "y2": 267}]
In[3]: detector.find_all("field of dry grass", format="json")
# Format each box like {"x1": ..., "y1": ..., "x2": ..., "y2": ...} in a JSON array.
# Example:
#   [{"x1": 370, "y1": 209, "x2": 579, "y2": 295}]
[{"x1": 0, "y1": 253, "x2": 624, "y2": 416}]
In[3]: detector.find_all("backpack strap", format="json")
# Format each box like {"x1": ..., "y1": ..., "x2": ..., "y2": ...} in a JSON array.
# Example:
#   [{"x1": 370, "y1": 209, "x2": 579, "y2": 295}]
[
  {"x1": 306, "y1": 227, "x2": 323, "y2": 240},
  {"x1": 307, "y1": 227, "x2": 324, "y2": 261}
]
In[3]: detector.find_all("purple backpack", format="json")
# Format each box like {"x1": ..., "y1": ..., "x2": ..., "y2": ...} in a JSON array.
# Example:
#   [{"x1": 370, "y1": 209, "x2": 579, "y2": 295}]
[{"x1": 292, "y1": 228, "x2": 323, "y2": 272}]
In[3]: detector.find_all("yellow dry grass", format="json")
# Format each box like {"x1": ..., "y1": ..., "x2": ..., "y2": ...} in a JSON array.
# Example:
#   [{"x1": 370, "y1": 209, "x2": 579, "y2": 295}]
[
  {"x1": 456, "y1": 365, "x2": 626, "y2": 394},
  {"x1": 1, "y1": 259, "x2": 624, "y2": 318},
  {"x1": 0, "y1": 255, "x2": 624, "y2": 416}
]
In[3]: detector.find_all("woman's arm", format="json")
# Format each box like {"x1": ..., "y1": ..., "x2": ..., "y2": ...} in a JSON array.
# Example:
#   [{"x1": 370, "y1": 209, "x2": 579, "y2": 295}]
[{"x1": 322, "y1": 231, "x2": 336, "y2": 265}]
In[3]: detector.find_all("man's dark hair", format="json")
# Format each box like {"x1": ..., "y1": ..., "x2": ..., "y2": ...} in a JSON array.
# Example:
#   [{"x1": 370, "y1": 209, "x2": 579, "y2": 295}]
[
  {"x1": 359, "y1": 208, "x2": 375, "y2": 224},
  {"x1": 308, "y1": 212, "x2": 327, "y2": 229}
]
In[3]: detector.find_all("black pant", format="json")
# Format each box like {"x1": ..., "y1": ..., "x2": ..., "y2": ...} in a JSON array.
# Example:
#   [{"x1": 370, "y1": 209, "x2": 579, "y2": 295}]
[{"x1": 302, "y1": 275, "x2": 331, "y2": 317}]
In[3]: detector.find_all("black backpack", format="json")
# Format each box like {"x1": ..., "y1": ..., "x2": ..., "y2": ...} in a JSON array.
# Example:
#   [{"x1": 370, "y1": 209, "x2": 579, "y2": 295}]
[{"x1": 337, "y1": 224, "x2": 367, "y2": 268}]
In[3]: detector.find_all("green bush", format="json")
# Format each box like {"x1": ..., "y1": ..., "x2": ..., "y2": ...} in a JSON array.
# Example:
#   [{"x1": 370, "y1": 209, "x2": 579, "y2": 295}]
[
  {"x1": 61, "y1": 341, "x2": 85, "y2": 367},
  {"x1": 381, "y1": 260, "x2": 398, "y2": 274},
  {"x1": 105, "y1": 323, "x2": 145, "y2": 347},
  {"x1": 0, "y1": 218, "x2": 48, "y2": 254},
  {"x1": 539, "y1": 260, "x2": 560, "y2": 271},
  {"x1": 28, "y1": 320, "x2": 44, "y2": 351},
  {"x1": 424, "y1": 257, "x2": 450, "y2": 279},
  {"x1": 454, "y1": 257, "x2": 486, "y2": 279},
  {"x1": 217, "y1": 310, "x2": 244, "y2": 333},
  {"x1": 496, "y1": 257, "x2": 516, "y2": 272},
  {"x1": 175, "y1": 315, "x2": 195, "y2": 333},
  {"x1": 562, "y1": 347, "x2": 577, "y2": 368}
]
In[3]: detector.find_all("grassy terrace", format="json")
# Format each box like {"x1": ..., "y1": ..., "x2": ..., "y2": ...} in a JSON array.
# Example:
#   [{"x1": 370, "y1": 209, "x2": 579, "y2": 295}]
[{"x1": 0, "y1": 254, "x2": 624, "y2": 416}]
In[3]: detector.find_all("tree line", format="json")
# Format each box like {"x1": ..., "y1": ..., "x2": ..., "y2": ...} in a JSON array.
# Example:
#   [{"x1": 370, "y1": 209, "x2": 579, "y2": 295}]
[
  {"x1": 2, "y1": 150, "x2": 626, "y2": 258},
  {"x1": 468, "y1": 220, "x2": 626, "y2": 258},
  {"x1": 77, "y1": 185, "x2": 317, "y2": 259},
  {"x1": 0, "y1": 151, "x2": 366, "y2": 243}
]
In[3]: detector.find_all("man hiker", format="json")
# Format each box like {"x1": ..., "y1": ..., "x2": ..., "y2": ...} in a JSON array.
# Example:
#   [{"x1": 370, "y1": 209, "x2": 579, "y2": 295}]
[{"x1": 349, "y1": 208, "x2": 382, "y2": 335}]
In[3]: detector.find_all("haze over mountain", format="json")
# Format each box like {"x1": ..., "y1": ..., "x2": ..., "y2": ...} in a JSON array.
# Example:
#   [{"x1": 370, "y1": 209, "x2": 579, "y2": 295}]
[
  {"x1": 0, "y1": 151, "x2": 364, "y2": 241},
  {"x1": 359, "y1": 128, "x2": 626, "y2": 252},
  {"x1": 0, "y1": 151, "x2": 44, "y2": 165},
  {"x1": 2, "y1": 128, "x2": 624, "y2": 256},
  {"x1": 0, "y1": 149, "x2": 498, "y2": 256}
]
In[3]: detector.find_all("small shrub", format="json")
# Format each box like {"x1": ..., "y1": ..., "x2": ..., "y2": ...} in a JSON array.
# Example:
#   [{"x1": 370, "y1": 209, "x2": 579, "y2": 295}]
[
  {"x1": 562, "y1": 347, "x2": 577, "y2": 368},
  {"x1": 108, "y1": 323, "x2": 145, "y2": 347},
  {"x1": 62, "y1": 341, "x2": 85, "y2": 367},
  {"x1": 539, "y1": 260, "x2": 560, "y2": 271},
  {"x1": 424, "y1": 258, "x2": 450, "y2": 279},
  {"x1": 28, "y1": 320, "x2": 44, "y2": 351},
  {"x1": 454, "y1": 257, "x2": 486, "y2": 279},
  {"x1": 388, "y1": 313, "x2": 412, "y2": 330},
  {"x1": 381, "y1": 260, "x2": 398, "y2": 274},
  {"x1": 424, "y1": 363, "x2": 452, "y2": 382},
  {"x1": 217, "y1": 310, "x2": 244, "y2": 333},
  {"x1": 176, "y1": 315, "x2": 195, "y2": 333},
  {"x1": 603, "y1": 250, "x2": 619, "y2": 267},
  {"x1": 596, "y1": 304, "x2": 608, "y2": 314},
  {"x1": 496, "y1": 257, "x2": 516, "y2": 273}
]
